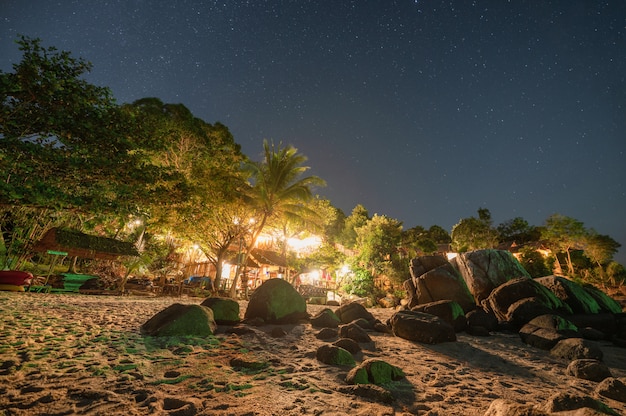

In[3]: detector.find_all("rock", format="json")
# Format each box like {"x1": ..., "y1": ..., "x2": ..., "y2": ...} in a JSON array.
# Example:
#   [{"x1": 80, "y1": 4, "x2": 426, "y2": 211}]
[
  {"x1": 483, "y1": 398, "x2": 549, "y2": 415},
  {"x1": 200, "y1": 297, "x2": 240, "y2": 325},
  {"x1": 412, "y1": 264, "x2": 476, "y2": 313},
  {"x1": 403, "y1": 278, "x2": 418, "y2": 309},
  {"x1": 583, "y1": 285, "x2": 623, "y2": 314},
  {"x1": 141, "y1": 303, "x2": 217, "y2": 337},
  {"x1": 345, "y1": 359, "x2": 404, "y2": 386},
  {"x1": 466, "y1": 308, "x2": 499, "y2": 332},
  {"x1": 409, "y1": 255, "x2": 450, "y2": 279},
  {"x1": 315, "y1": 328, "x2": 338, "y2": 340},
  {"x1": 506, "y1": 297, "x2": 556, "y2": 328},
  {"x1": 540, "y1": 393, "x2": 620, "y2": 416},
  {"x1": 333, "y1": 338, "x2": 361, "y2": 354},
  {"x1": 270, "y1": 327, "x2": 287, "y2": 337},
  {"x1": 335, "y1": 302, "x2": 376, "y2": 325},
  {"x1": 338, "y1": 322, "x2": 372, "y2": 343},
  {"x1": 567, "y1": 359, "x2": 612, "y2": 382},
  {"x1": 536, "y1": 276, "x2": 604, "y2": 314},
  {"x1": 315, "y1": 344, "x2": 355, "y2": 367},
  {"x1": 310, "y1": 308, "x2": 341, "y2": 328},
  {"x1": 351, "y1": 317, "x2": 373, "y2": 330},
  {"x1": 596, "y1": 378, "x2": 626, "y2": 403},
  {"x1": 243, "y1": 278, "x2": 308, "y2": 324},
  {"x1": 550, "y1": 338, "x2": 604, "y2": 361},
  {"x1": 377, "y1": 294, "x2": 398, "y2": 308},
  {"x1": 569, "y1": 313, "x2": 618, "y2": 339},
  {"x1": 519, "y1": 325, "x2": 578, "y2": 350},
  {"x1": 388, "y1": 310, "x2": 456, "y2": 344},
  {"x1": 412, "y1": 300, "x2": 467, "y2": 332},
  {"x1": 518, "y1": 314, "x2": 580, "y2": 349},
  {"x1": 484, "y1": 277, "x2": 572, "y2": 324},
  {"x1": 454, "y1": 249, "x2": 531, "y2": 303},
  {"x1": 336, "y1": 384, "x2": 394, "y2": 404},
  {"x1": 527, "y1": 314, "x2": 579, "y2": 332}
]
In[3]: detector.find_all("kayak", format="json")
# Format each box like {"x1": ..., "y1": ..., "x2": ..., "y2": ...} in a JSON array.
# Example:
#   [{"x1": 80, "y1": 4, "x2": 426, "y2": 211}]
[
  {"x1": 0, "y1": 284, "x2": 25, "y2": 292},
  {"x1": 0, "y1": 270, "x2": 33, "y2": 286}
]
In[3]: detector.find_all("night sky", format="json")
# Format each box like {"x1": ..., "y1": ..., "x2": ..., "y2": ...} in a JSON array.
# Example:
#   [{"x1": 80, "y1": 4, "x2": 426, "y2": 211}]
[{"x1": 2, "y1": 1, "x2": 625, "y2": 263}]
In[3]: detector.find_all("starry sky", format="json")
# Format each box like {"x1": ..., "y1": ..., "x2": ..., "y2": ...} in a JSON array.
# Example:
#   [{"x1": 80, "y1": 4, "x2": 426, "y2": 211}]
[{"x1": 2, "y1": 1, "x2": 626, "y2": 263}]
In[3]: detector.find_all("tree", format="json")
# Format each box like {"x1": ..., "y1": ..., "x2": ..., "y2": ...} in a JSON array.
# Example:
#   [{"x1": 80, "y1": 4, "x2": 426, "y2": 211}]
[
  {"x1": 428, "y1": 225, "x2": 452, "y2": 244},
  {"x1": 354, "y1": 214, "x2": 403, "y2": 279},
  {"x1": 584, "y1": 233, "x2": 621, "y2": 268},
  {"x1": 338, "y1": 204, "x2": 370, "y2": 248},
  {"x1": 0, "y1": 36, "x2": 169, "y2": 214},
  {"x1": 233, "y1": 140, "x2": 325, "y2": 297},
  {"x1": 497, "y1": 217, "x2": 540, "y2": 244},
  {"x1": 451, "y1": 208, "x2": 499, "y2": 252},
  {"x1": 541, "y1": 214, "x2": 588, "y2": 276}
]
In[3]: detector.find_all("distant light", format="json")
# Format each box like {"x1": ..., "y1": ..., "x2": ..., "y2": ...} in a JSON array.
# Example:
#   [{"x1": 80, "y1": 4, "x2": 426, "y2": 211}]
[
  {"x1": 287, "y1": 236, "x2": 322, "y2": 252},
  {"x1": 446, "y1": 252, "x2": 458, "y2": 260}
]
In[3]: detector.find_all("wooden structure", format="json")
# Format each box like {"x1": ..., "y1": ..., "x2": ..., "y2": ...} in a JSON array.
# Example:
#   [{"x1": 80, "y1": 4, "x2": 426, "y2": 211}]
[{"x1": 32, "y1": 228, "x2": 139, "y2": 260}]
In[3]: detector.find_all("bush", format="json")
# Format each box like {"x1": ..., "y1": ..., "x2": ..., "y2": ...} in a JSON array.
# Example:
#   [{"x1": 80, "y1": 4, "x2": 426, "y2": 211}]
[{"x1": 342, "y1": 267, "x2": 375, "y2": 298}]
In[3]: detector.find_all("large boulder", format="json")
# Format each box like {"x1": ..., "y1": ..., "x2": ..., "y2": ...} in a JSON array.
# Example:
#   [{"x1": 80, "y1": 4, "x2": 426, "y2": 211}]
[
  {"x1": 411, "y1": 300, "x2": 467, "y2": 332},
  {"x1": 388, "y1": 310, "x2": 456, "y2": 344},
  {"x1": 567, "y1": 359, "x2": 612, "y2": 382},
  {"x1": 550, "y1": 338, "x2": 604, "y2": 361},
  {"x1": 454, "y1": 249, "x2": 531, "y2": 303},
  {"x1": 200, "y1": 297, "x2": 240, "y2": 325},
  {"x1": 409, "y1": 255, "x2": 450, "y2": 279},
  {"x1": 243, "y1": 278, "x2": 308, "y2": 324},
  {"x1": 335, "y1": 302, "x2": 376, "y2": 325},
  {"x1": 412, "y1": 264, "x2": 476, "y2": 313},
  {"x1": 535, "y1": 276, "x2": 622, "y2": 315},
  {"x1": 519, "y1": 314, "x2": 580, "y2": 350},
  {"x1": 141, "y1": 303, "x2": 217, "y2": 337},
  {"x1": 484, "y1": 277, "x2": 572, "y2": 324}
]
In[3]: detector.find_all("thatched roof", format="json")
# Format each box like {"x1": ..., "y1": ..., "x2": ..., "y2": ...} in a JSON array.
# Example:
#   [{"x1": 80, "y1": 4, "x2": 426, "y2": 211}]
[
  {"x1": 33, "y1": 228, "x2": 139, "y2": 260},
  {"x1": 251, "y1": 248, "x2": 287, "y2": 267}
]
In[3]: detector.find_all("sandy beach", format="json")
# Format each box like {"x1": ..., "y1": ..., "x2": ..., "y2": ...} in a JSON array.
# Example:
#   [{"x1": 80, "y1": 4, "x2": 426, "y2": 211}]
[{"x1": 1, "y1": 292, "x2": 625, "y2": 416}]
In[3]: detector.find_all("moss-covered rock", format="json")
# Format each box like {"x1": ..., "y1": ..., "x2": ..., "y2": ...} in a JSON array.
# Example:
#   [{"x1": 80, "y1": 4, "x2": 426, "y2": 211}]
[
  {"x1": 201, "y1": 297, "x2": 240, "y2": 324},
  {"x1": 316, "y1": 344, "x2": 355, "y2": 367},
  {"x1": 244, "y1": 278, "x2": 308, "y2": 324},
  {"x1": 141, "y1": 304, "x2": 217, "y2": 337},
  {"x1": 346, "y1": 359, "x2": 404, "y2": 386}
]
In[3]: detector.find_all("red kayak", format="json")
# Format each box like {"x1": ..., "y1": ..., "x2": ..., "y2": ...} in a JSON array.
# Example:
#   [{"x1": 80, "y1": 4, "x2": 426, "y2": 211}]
[{"x1": 0, "y1": 270, "x2": 33, "y2": 286}]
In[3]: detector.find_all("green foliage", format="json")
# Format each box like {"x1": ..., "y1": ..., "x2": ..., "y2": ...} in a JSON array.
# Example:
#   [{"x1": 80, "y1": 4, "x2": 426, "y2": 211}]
[
  {"x1": 354, "y1": 214, "x2": 402, "y2": 275},
  {"x1": 497, "y1": 217, "x2": 540, "y2": 244},
  {"x1": 519, "y1": 247, "x2": 551, "y2": 278},
  {"x1": 451, "y1": 208, "x2": 499, "y2": 252},
  {"x1": 338, "y1": 204, "x2": 370, "y2": 248},
  {"x1": 541, "y1": 214, "x2": 588, "y2": 276},
  {"x1": 342, "y1": 267, "x2": 375, "y2": 297},
  {"x1": 0, "y1": 37, "x2": 171, "y2": 215}
]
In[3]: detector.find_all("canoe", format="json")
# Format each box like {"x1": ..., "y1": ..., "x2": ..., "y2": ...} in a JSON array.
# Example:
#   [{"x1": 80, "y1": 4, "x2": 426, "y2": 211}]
[
  {"x1": 0, "y1": 284, "x2": 25, "y2": 292},
  {"x1": 0, "y1": 270, "x2": 33, "y2": 286}
]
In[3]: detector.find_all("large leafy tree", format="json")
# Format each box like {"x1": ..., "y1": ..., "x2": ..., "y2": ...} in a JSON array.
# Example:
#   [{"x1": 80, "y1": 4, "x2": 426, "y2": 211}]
[
  {"x1": 584, "y1": 233, "x2": 621, "y2": 270},
  {"x1": 451, "y1": 208, "x2": 499, "y2": 252},
  {"x1": 233, "y1": 140, "x2": 325, "y2": 297},
  {"x1": 497, "y1": 217, "x2": 540, "y2": 244},
  {"x1": 338, "y1": 204, "x2": 370, "y2": 248},
  {"x1": 0, "y1": 36, "x2": 169, "y2": 214},
  {"x1": 541, "y1": 214, "x2": 588, "y2": 276},
  {"x1": 354, "y1": 214, "x2": 403, "y2": 280},
  {"x1": 126, "y1": 98, "x2": 246, "y2": 285}
]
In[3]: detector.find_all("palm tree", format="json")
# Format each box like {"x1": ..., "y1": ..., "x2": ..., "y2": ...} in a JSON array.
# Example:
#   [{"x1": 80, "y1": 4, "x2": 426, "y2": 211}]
[{"x1": 229, "y1": 140, "x2": 325, "y2": 298}]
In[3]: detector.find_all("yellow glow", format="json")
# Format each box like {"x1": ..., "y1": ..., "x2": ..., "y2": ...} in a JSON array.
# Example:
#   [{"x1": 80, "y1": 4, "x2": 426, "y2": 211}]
[{"x1": 287, "y1": 236, "x2": 322, "y2": 252}]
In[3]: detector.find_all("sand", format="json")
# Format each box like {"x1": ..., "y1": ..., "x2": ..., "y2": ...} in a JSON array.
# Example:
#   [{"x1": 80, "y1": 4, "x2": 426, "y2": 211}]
[{"x1": 0, "y1": 292, "x2": 625, "y2": 416}]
